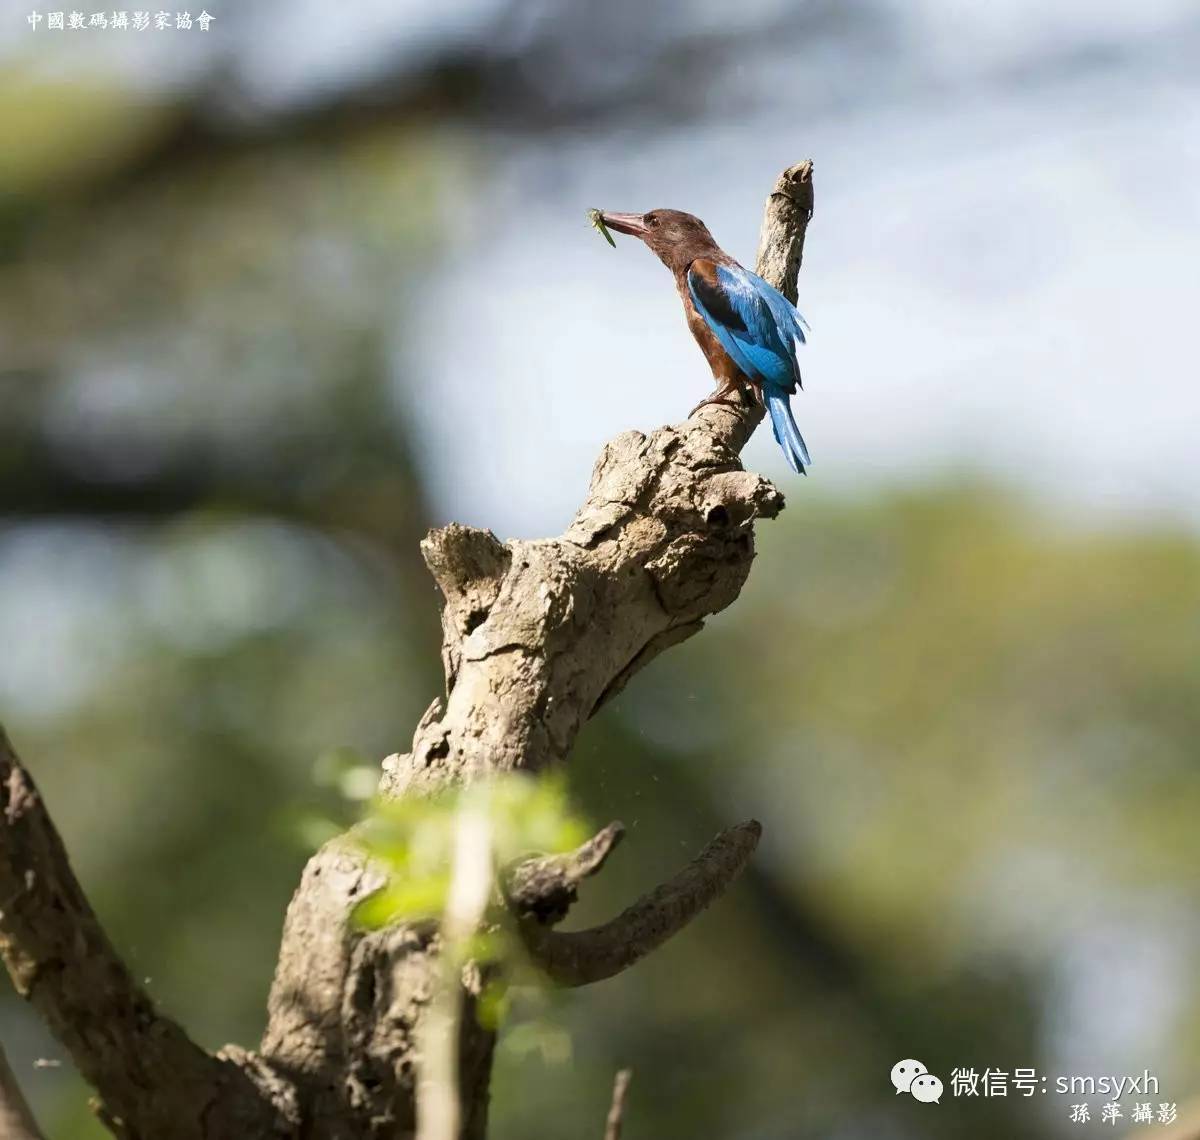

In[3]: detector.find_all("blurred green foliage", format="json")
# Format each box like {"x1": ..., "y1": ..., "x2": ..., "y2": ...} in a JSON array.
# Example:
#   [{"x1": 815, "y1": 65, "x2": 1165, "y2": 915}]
[
  {"x1": 353, "y1": 771, "x2": 590, "y2": 1035},
  {"x1": 493, "y1": 488, "x2": 1200, "y2": 1140},
  {"x1": 353, "y1": 771, "x2": 588, "y2": 933},
  {"x1": 6, "y1": 482, "x2": 1198, "y2": 1139}
]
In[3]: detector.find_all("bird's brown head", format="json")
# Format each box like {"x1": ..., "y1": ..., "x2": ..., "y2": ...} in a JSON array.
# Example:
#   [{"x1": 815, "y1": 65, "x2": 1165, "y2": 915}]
[{"x1": 600, "y1": 209, "x2": 720, "y2": 273}]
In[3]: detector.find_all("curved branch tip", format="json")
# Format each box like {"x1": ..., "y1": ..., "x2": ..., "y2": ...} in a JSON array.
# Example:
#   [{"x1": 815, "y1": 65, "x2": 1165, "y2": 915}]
[{"x1": 520, "y1": 819, "x2": 763, "y2": 987}]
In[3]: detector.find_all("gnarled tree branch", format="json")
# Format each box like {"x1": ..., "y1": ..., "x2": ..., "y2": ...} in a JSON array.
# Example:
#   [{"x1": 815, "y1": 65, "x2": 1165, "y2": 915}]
[
  {"x1": 262, "y1": 160, "x2": 815, "y2": 1135},
  {"x1": 0, "y1": 727, "x2": 288, "y2": 1138},
  {"x1": 505, "y1": 821, "x2": 626, "y2": 925},
  {"x1": 1, "y1": 160, "x2": 814, "y2": 1138},
  {"x1": 519, "y1": 821, "x2": 762, "y2": 986},
  {"x1": 755, "y1": 159, "x2": 814, "y2": 307}
]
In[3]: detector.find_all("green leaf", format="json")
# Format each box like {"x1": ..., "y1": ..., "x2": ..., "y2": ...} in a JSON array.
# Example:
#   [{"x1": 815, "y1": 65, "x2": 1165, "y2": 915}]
[{"x1": 352, "y1": 873, "x2": 450, "y2": 929}]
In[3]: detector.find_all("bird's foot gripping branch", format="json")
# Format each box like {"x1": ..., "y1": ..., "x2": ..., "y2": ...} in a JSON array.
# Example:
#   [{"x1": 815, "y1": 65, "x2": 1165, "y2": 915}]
[{"x1": 0, "y1": 161, "x2": 813, "y2": 1139}]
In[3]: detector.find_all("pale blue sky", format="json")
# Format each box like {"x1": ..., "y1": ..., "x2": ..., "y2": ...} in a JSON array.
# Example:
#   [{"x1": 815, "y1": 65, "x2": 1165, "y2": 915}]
[{"x1": 398, "y1": 3, "x2": 1200, "y2": 535}]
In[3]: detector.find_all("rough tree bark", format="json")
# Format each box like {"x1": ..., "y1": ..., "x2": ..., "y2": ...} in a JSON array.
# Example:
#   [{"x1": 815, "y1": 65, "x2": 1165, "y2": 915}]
[{"x1": 0, "y1": 161, "x2": 814, "y2": 1138}]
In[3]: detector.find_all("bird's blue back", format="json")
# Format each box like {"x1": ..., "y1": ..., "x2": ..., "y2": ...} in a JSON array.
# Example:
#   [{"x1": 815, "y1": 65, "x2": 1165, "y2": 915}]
[
  {"x1": 686, "y1": 261, "x2": 808, "y2": 394},
  {"x1": 686, "y1": 259, "x2": 812, "y2": 474}
]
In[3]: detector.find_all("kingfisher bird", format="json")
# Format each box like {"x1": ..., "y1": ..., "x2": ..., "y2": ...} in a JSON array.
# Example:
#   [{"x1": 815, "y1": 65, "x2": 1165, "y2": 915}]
[{"x1": 599, "y1": 209, "x2": 811, "y2": 474}]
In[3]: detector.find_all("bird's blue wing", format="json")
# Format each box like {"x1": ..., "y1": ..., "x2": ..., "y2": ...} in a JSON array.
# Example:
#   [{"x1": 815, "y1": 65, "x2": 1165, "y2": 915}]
[
  {"x1": 686, "y1": 260, "x2": 805, "y2": 393},
  {"x1": 754, "y1": 274, "x2": 810, "y2": 344}
]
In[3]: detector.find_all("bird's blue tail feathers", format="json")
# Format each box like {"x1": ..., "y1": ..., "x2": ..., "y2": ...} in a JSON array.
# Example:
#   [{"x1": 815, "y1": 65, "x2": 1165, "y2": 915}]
[{"x1": 765, "y1": 387, "x2": 811, "y2": 475}]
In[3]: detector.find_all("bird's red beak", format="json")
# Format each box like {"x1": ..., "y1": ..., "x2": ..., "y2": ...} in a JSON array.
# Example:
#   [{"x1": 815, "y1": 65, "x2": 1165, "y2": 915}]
[{"x1": 600, "y1": 212, "x2": 649, "y2": 239}]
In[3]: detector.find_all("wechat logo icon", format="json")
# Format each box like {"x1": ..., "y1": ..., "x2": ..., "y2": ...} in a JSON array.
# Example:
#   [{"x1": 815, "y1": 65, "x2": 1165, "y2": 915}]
[{"x1": 891, "y1": 1059, "x2": 943, "y2": 1104}]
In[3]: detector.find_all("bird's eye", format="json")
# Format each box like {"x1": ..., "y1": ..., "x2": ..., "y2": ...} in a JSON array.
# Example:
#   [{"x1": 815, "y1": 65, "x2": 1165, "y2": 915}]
[{"x1": 645, "y1": 213, "x2": 659, "y2": 227}]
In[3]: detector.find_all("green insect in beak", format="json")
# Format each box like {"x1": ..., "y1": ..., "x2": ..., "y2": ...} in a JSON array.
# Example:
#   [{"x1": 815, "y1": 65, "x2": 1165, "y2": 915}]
[{"x1": 587, "y1": 208, "x2": 616, "y2": 248}]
